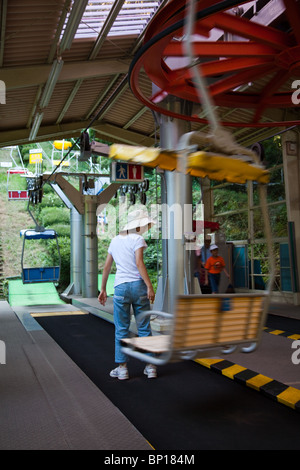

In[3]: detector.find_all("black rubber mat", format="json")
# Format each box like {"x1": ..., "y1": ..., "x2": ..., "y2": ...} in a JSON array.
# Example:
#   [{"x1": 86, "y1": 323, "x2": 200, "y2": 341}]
[
  {"x1": 35, "y1": 313, "x2": 300, "y2": 450},
  {"x1": 266, "y1": 314, "x2": 300, "y2": 334}
]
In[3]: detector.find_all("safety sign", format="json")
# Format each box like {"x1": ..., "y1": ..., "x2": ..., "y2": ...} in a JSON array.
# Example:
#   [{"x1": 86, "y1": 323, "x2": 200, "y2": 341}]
[{"x1": 111, "y1": 161, "x2": 144, "y2": 182}]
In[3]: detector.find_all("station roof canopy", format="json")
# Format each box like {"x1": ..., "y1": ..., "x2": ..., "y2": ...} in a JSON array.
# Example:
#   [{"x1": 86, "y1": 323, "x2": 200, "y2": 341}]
[{"x1": 1, "y1": 0, "x2": 300, "y2": 150}]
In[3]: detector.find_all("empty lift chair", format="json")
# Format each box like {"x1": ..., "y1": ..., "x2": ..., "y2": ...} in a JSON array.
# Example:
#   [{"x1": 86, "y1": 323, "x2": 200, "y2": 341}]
[
  {"x1": 7, "y1": 168, "x2": 29, "y2": 200},
  {"x1": 21, "y1": 229, "x2": 61, "y2": 284}
]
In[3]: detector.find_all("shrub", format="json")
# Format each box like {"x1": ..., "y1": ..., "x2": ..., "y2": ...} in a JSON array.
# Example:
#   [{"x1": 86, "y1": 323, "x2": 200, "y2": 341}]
[
  {"x1": 47, "y1": 236, "x2": 71, "y2": 290},
  {"x1": 39, "y1": 192, "x2": 65, "y2": 209},
  {"x1": 39, "y1": 207, "x2": 70, "y2": 227},
  {"x1": 48, "y1": 224, "x2": 70, "y2": 238}
]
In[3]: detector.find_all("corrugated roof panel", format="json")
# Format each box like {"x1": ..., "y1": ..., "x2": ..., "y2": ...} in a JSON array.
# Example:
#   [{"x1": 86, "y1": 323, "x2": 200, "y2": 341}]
[
  {"x1": 98, "y1": 36, "x2": 139, "y2": 58},
  {"x1": 62, "y1": 76, "x2": 120, "y2": 122},
  {"x1": 61, "y1": 36, "x2": 137, "y2": 61},
  {"x1": 42, "y1": 82, "x2": 80, "y2": 125},
  {"x1": 59, "y1": 40, "x2": 96, "y2": 62},
  {"x1": 3, "y1": 0, "x2": 67, "y2": 66},
  {"x1": 104, "y1": 91, "x2": 139, "y2": 127},
  {"x1": 127, "y1": 109, "x2": 158, "y2": 136},
  {"x1": 0, "y1": 86, "x2": 40, "y2": 130}
]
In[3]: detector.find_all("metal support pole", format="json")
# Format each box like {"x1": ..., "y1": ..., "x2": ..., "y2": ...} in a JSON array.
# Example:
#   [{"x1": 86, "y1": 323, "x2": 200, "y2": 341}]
[
  {"x1": 158, "y1": 102, "x2": 193, "y2": 313},
  {"x1": 82, "y1": 196, "x2": 98, "y2": 298},
  {"x1": 70, "y1": 207, "x2": 83, "y2": 295}
]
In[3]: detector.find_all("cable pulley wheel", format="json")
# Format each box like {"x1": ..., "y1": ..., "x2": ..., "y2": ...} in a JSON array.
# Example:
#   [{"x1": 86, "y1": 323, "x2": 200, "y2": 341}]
[{"x1": 129, "y1": 0, "x2": 300, "y2": 128}]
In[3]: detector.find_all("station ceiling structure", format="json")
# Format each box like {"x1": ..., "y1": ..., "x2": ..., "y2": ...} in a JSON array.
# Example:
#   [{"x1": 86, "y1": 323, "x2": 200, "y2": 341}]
[{"x1": 1, "y1": 0, "x2": 300, "y2": 151}]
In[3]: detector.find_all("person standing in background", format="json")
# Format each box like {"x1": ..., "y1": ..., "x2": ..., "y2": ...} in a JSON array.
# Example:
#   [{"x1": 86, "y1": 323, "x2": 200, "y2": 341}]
[
  {"x1": 204, "y1": 244, "x2": 230, "y2": 293},
  {"x1": 197, "y1": 236, "x2": 212, "y2": 293}
]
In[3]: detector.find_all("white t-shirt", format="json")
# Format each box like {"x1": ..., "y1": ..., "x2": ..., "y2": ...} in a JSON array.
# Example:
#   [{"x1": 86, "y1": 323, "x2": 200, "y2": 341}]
[{"x1": 108, "y1": 233, "x2": 148, "y2": 287}]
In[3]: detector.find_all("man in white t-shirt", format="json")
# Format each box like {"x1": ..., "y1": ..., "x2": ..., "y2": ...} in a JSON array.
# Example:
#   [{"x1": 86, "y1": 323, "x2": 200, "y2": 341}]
[{"x1": 98, "y1": 209, "x2": 157, "y2": 380}]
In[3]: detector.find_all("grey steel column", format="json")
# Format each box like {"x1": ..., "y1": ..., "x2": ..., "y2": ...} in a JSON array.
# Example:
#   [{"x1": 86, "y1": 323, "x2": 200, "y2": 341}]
[
  {"x1": 82, "y1": 195, "x2": 98, "y2": 298},
  {"x1": 70, "y1": 207, "x2": 83, "y2": 295},
  {"x1": 159, "y1": 107, "x2": 192, "y2": 312},
  {"x1": 50, "y1": 182, "x2": 83, "y2": 297}
]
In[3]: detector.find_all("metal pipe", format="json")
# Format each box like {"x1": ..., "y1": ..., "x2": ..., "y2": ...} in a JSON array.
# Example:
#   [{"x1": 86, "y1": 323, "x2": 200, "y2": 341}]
[
  {"x1": 82, "y1": 196, "x2": 98, "y2": 298},
  {"x1": 70, "y1": 207, "x2": 83, "y2": 295},
  {"x1": 159, "y1": 105, "x2": 192, "y2": 312}
]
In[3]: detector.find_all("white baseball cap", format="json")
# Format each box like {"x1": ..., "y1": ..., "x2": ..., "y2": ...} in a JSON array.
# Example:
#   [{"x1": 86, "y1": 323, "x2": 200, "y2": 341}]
[{"x1": 210, "y1": 244, "x2": 218, "y2": 251}]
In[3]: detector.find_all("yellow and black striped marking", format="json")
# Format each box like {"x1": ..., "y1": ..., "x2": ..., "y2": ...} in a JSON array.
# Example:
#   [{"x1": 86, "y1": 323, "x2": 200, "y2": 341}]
[
  {"x1": 264, "y1": 327, "x2": 300, "y2": 341},
  {"x1": 196, "y1": 358, "x2": 300, "y2": 413}
]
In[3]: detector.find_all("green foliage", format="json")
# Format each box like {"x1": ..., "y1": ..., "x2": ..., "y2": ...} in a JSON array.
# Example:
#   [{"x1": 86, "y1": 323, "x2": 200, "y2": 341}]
[
  {"x1": 263, "y1": 135, "x2": 282, "y2": 167},
  {"x1": 213, "y1": 186, "x2": 248, "y2": 240},
  {"x1": 39, "y1": 207, "x2": 70, "y2": 228},
  {"x1": 144, "y1": 238, "x2": 162, "y2": 271},
  {"x1": 18, "y1": 144, "x2": 34, "y2": 164},
  {"x1": 98, "y1": 238, "x2": 112, "y2": 271},
  {"x1": 49, "y1": 224, "x2": 70, "y2": 238},
  {"x1": 47, "y1": 237, "x2": 71, "y2": 288},
  {"x1": 213, "y1": 136, "x2": 287, "y2": 242},
  {"x1": 0, "y1": 170, "x2": 7, "y2": 187},
  {"x1": 38, "y1": 191, "x2": 65, "y2": 209}
]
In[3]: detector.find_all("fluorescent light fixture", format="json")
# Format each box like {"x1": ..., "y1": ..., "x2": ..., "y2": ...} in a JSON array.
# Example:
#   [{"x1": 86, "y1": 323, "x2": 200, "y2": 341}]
[
  {"x1": 29, "y1": 112, "x2": 44, "y2": 141},
  {"x1": 39, "y1": 59, "x2": 64, "y2": 109},
  {"x1": 60, "y1": 0, "x2": 89, "y2": 51}
]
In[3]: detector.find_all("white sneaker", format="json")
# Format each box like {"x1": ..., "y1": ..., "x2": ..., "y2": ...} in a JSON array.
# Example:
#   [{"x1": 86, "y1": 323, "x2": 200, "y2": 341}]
[
  {"x1": 144, "y1": 364, "x2": 157, "y2": 379},
  {"x1": 110, "y1": 365, "x2": 129, "y2": 380}
]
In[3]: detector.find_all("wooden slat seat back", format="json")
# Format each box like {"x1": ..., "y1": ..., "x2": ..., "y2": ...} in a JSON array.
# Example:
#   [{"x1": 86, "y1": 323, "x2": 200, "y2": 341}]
[
  {"x1": 171, "y1": 294, "x2": 266, "y2": 351},
  {"x1": 121, "y1": 293, "x2": 267, "y2": 364}
]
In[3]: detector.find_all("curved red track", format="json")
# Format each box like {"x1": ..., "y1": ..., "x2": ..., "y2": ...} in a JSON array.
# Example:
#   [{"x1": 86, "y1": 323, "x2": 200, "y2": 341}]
[{"x1": 129, "y1": 0, "x2": 300, "y2": 127}]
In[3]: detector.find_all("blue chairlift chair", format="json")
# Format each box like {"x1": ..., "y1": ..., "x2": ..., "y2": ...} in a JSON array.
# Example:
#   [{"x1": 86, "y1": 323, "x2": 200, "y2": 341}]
[{"x1": 21, "y1": 229, "x2": 61, "y2": 284}]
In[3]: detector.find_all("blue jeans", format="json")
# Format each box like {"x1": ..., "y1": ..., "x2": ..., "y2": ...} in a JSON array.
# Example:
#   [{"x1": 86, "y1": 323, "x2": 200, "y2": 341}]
[
  {"x1": 113, "y1": 280, "x2": 152, "y2": 363},
  {"x1": 209, "y1": 273, "x2": 221, "y2": 293}
]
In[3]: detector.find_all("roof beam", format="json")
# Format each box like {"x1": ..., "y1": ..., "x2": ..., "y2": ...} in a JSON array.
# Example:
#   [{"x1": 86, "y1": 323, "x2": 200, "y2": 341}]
[
  {"x1": 0, "y1": 0, "x2": 7, "y2": 66},
  {"x1": 2, "y1": 58, "x2": 130, "y2": 90},
  {"x1": 93, "y1": 123, "x2": 155, "y2": 147},
  {"x1": 59, "y1": 0, "x2": 89, "y2": 52},
  {"x1": 0, "y1": 121, "x2": 155, "y2": 148},
  {"x1": 89, "y1": 0, "x2": 126, "y2": 60}
]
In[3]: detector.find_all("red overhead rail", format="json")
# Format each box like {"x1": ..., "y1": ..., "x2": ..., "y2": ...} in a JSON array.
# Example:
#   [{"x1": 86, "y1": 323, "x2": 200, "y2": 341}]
[{"x1": 129, "y1": 0, "x2": 300, "y2": 127}]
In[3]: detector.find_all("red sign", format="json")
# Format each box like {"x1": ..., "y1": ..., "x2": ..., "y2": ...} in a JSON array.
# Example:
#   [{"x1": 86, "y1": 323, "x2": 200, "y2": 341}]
[{"x1": 128, "y1": 164, "x2": 142, "y2": 180}]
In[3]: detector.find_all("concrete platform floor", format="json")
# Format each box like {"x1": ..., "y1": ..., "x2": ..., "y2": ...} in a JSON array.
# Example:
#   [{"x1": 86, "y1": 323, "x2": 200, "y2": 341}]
[{"x1": 0, "y1": 301, "x2": 151, "y2": 450}]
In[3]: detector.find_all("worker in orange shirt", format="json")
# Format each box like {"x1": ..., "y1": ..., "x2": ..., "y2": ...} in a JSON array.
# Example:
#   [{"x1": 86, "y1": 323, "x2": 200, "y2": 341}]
[{"x1": 204, "y1": 244, "x2": 230, "y2": 293}]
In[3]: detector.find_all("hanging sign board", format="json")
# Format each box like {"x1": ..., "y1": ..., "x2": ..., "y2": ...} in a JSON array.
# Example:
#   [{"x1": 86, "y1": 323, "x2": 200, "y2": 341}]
[
  {"x1": 111, "y1": 161, "x2": 144, "y2": 182},
  {"x1": 52, "y1": 160, "x2": 70, "y2": 166},
  {"x1": 29, "y1": 149, "x2": 43, "y2": 164}
]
